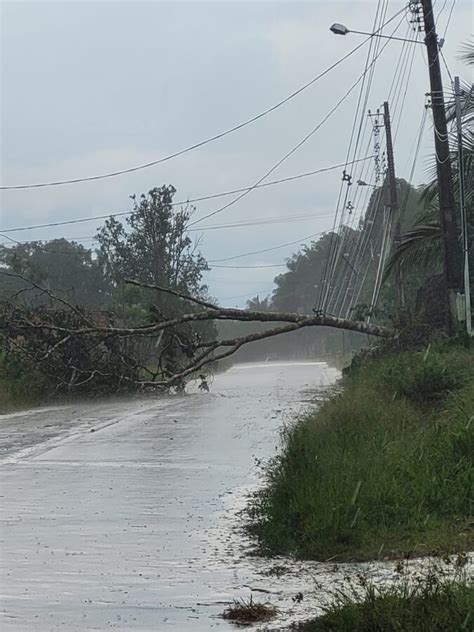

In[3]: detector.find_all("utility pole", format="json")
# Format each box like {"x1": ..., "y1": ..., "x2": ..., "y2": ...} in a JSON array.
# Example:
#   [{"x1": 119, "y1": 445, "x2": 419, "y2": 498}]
[
  {"x1": 383, "y1": 101, "x2": 404, "y2": 310},
  {"x1": 419, "y1": 0, "x2": 463, "y2": 328},
  {"x1": 454, "y1": 75, "x2": 472, "y2": 335}
]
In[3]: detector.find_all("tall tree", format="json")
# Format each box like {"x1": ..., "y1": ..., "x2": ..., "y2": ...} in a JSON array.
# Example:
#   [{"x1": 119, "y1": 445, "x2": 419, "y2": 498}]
[
  {"x1": 0, "y1": 239, "x2": 110, "y2": 306},
  {"x1": 96, "y1": 185, "x2": 208, "y2": 298},
  {"x1": 95, "y1": 185, "x2": 215, "y2": 378}
]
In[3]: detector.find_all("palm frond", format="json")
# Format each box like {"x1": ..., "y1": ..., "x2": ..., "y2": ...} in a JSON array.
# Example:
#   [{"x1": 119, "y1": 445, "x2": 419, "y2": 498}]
[
  {"x1": 384, "y1": 222, "x2": 441, "y2": 279},
  {"x1": 458, "y1": 38, "x2": 474, "y2": 67}
]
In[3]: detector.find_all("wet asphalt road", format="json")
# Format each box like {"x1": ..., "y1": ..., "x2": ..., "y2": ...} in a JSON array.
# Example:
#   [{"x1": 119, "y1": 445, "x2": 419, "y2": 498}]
[{"x1": 0, "y1": 362, "x2": 343, "y2": 631}]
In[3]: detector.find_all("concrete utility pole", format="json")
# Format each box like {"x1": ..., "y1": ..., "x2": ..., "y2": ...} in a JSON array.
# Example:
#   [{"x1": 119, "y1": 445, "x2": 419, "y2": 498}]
[
  {"x1": 420, "y1": 0, "x2": 463, "y2": 327},
  {"x1": 383, "y1": 101, "x2": 404, "y2": 310},
  {"x1": 454, "y1": 75, "x2": 472, "y2": 335}
]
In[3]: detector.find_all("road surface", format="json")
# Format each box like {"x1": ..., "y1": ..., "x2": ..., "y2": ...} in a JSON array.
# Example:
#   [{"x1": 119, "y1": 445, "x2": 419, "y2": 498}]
[{"x1": 0, "y1": 361, "x2": 396, "y2": 630}]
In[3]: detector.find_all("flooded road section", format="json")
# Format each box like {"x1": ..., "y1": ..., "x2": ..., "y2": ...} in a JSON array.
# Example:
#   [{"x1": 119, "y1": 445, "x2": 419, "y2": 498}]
[{"x1": 1, "y1": 362, "x2": 398, "y2": 630}]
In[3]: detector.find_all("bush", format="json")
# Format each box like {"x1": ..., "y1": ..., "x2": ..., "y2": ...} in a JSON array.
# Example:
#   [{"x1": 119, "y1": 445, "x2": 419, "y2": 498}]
[
  {"x1": 0, "y1": 370, "x2": 39, "y2": 413},
  {"x1": 376, "y1": 347, "x2": 472, "y2": 403},
  {"x1": 249, "y1": 346, "x2": 474, "y2": 560},
  {"x1": 0, "y1": 304, "x2": 141, "y2": 401}
]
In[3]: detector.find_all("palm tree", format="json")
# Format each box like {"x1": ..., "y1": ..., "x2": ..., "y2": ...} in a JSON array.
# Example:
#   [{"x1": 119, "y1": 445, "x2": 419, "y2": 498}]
[{"x1": 386, "y1": 40, "x2": 473, "y2": 280}]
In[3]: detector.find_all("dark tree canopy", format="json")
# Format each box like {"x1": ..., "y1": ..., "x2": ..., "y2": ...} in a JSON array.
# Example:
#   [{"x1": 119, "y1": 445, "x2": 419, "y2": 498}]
[
  {"x1": 0, "y1": 239, "x2": 110, "y2": 306},
  {"x1": 96, "y1": 185, "x2": 209, "y2": 299}
]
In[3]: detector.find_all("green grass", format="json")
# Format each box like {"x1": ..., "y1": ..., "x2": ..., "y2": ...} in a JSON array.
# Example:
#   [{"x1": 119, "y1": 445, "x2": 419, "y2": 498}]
[
  {"x1": 0, "y1": 351, "x2": 42, "y2": 413},
  {"x1": 295, "y1": 573, "x2": 473, "y2": 631},
  {"x1": 0, "y1": 377, "x2": 38, "y2": 414},
  {"x1": 249, "y1": 344, "x2": 474, "y2": 560}
]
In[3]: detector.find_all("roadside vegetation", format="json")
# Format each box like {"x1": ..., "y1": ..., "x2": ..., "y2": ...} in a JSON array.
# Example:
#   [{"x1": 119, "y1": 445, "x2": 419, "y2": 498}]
[
  {"x1": 0, "y1": 369, "x2": 38, "y2": 413},
  {"x1": 222, "y1": 596, "x2": 278, "y2": 625},
  {"x1": 249, "y1": 341, "x2": 474, "y2": 561},
  {"x1": 294, "y1": 564, "x2": 473, "y2": 631}
]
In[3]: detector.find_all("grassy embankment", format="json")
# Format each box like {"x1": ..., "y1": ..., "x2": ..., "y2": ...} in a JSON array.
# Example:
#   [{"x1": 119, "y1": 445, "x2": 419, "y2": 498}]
[{"x1": 250, "y1": 343, "x2": 474, "y2": 561}]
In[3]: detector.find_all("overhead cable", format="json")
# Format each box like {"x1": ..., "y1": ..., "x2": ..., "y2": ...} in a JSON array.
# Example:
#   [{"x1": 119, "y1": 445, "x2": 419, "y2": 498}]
[
  {"x1": 0, "y1": 155, "x2": 373, "y2": 234},
  {"x1": 189, "y1": 8, "x2": 407, "y2": 229},
  {"x1": 0, "y1": 14, "x2": 408, "y2": 192},
  {"x1": 208, "y1": 230, "x2": 326, "y2": 263}
]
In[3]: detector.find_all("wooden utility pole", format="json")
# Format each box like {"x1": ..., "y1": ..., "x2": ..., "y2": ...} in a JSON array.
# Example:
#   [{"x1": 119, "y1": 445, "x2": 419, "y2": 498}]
[
  {"x1": 420, "y1": 0, "x2": 463, "y2": 326},
  {"x1": 383, "y1": 101, "x2": 404, "y2": 310},
  {"x1": 454, "y1": 75, "x2": 472, "y2": 335}
]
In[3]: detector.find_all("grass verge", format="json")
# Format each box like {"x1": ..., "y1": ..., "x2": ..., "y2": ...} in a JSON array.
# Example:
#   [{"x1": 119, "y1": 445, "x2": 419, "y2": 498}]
[
  {"x1": 249, "y1": 344, "x2": 474, "y2": 560},
  {"x1": 294, "y1": 567, "x2": 473, "y2": 631}
]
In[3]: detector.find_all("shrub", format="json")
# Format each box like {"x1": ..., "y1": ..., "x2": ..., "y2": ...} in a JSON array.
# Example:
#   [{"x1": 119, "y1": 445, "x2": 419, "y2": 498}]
[
  {"x1": 377, "y1": 347, "x2": 471, "y2": 403},
  {"x1": 249, "y1": 346, "x2": 474, "y2": 560},
  {"x1": 295, "y1": 568, "x2": 473, "y2": 631}
]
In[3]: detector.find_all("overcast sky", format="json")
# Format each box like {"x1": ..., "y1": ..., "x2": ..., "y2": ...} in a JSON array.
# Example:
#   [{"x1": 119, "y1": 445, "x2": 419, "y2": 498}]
[{"x1": 1, "y1": 0, "x2": 472, "y2": 305}]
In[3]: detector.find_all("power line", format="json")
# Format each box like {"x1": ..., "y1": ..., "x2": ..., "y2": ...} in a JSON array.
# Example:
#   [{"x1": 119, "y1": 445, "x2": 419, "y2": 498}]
[
  {"x1": 0, "y1": 33, "x2": 387, "y2": 192},
  {"x1": 211, "y1": 263, "x2": 287, "y2": 269},
  {"x1": 0, "y1": 212, "x2": 335, "y2": 247},
  {"x1": 208, "y1": 230, "x2": 326, "y2": 263},
  {"x1": 436, "y1": 0, "x2": 449, "y2": 22},
  {"x1": 323, "y1": 4, "x2": 423, "y2": 318},
  {"x1": 318, "y1": 1, "x2": 388, "y2": 312},
  {"x1": 338, "y1": 47, "x2": 414, "y2": 319},
  {"x1": 0, "y1": 233, "x2": 21, "y2": 246},
  {"x1": 320, "y1": 2, "x2": 402, "y2": 313},
  {"x1": 442, "y1": 0, "x2": 456, "y2": 39},
  {"x1": 346, "y1": 104, "x2": 427, "y2": 319},
  {"x1": 393, "y1": 30, "x2": 419, "y2": 141},
  {"x1": 337, "y1": 20, "x2": 416, "y2": 310},
  {"x1": 188, "y1": 211, "x2": 335, "y2": 232},
  {"x1": 189, "y1": 14, "x2": 403, "y2": 230},
  {"x1": 0, "y1": 156, "x2": 373, "y2": 235},
  {"x1": 367, "y1": 207, "x2": 393, "y2": 320},
  {"x1": 440, "y1": 49, "x2": 454, "y2": 85}
]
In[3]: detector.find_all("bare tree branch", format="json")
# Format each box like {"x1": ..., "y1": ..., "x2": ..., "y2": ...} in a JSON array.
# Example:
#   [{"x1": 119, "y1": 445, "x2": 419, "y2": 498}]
[
  {"x1": 4, "y1": 305, "x2": 392, "y2": 339},
  {"x1": 125, "y1": 278, "x2": 218, "y2": 310},
  {"x1": 0, "y1": 271, "x2": 393, "y2": 393},
  {"x1": 39, "y1": 334, "x2": 72, "y2": 361}
]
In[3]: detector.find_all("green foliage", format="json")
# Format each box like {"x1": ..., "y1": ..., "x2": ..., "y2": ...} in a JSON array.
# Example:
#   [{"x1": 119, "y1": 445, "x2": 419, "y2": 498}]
[
  {"x1": 272, "y1": 232, "x2": 344, "y2": 315},
  {"x1": 376, "y1": 347, "x2": 472, "y2": 403},
  {"x1": 296, "y1": 572, "x2": 473, "y2": 631},
  {"x1": 96, "y1": 185, "x2": 208, "y2": 293},
  {"x1": 95, "y1": 185, "x2": 215, "y2": 378},
  {"x1": 386, "y1": 40, "x2": 474, "y2": 293},
  {"x1": 0, "y1": 304, "x2": 141, "y2": 398},
  {"x1": 0, "y1": 354, "x2": 39, "y2": 413},
  {"x1": 267, "y1": 179, "x2": 426, "y2": 334},
  {"x1": 249, "y1": 346, "x2": 474, "y2": 560},
  {"x1": 0, "y1": 185, "x2": 218, "y2": 399},
  {"x1": 0, "y1": 239, "x2": 111, "y2": 306}
]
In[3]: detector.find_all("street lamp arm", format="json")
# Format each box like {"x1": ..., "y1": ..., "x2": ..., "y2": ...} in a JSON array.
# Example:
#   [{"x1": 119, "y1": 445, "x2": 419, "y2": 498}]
[{"x1": 330, "y1": 23, "x2": 424, "y2": 44}]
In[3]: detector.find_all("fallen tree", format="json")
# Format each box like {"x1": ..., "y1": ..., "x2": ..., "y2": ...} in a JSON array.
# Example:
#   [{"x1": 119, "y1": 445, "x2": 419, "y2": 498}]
[{"x1": 0, "y1": 272, "x2": 393, "y2": 394}]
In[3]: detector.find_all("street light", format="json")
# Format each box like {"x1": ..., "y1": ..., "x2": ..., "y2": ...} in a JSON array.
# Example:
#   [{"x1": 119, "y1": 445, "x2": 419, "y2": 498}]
[
  {"x1": 329, "y1": 23, "x2": 424, "y2": 44},
  {"x1": 330, "y1": 23, "x2": 350, "y2": 36}
]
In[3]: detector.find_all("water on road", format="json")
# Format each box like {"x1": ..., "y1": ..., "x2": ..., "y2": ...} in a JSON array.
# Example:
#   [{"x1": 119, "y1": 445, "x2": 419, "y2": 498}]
[{"x1": 0, "y1": 362, "x2": 401, "y2": 631}]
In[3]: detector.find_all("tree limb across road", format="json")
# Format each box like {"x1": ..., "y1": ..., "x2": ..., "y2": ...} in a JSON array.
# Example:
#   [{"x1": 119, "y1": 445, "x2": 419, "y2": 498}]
[{"x1": 0, "y1": 272, "x2": 393, "y2": 392}]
